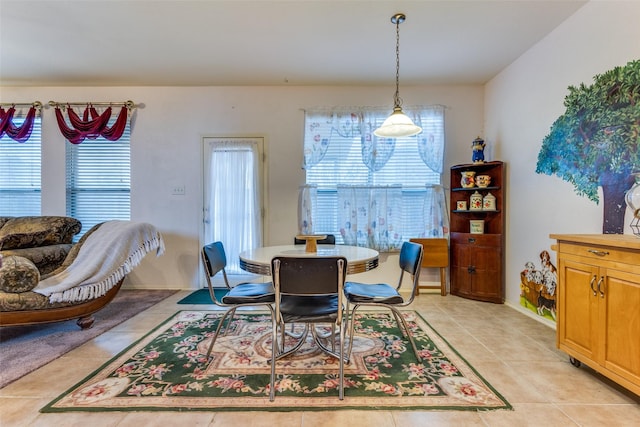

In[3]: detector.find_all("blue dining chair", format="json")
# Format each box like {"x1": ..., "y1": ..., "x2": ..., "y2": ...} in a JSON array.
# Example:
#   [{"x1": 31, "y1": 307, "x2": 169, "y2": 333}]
[
  {"x1": 343, "y1": 241, "x2": 424, "y2": 361},
  {"x1": 200, "y1": 242, "x2": 275, "y2": 360}
]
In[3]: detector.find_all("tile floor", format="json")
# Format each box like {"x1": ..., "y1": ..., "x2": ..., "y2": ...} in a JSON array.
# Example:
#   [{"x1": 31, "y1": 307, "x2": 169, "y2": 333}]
[{"x1": 1, "y1": 291, "x2": 639, "y2": 426}]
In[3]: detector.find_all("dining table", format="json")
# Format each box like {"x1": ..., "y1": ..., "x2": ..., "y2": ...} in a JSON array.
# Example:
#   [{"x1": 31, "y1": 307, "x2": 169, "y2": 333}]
[{"x1": 238, "y1": 244, "x2": 379, "y2": 275}]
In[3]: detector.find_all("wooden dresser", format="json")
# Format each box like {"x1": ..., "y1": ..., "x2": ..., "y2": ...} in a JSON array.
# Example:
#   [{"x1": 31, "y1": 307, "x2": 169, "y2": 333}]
[{"x1": 550, "y1": 234, "x2": 640, "y2": 396}]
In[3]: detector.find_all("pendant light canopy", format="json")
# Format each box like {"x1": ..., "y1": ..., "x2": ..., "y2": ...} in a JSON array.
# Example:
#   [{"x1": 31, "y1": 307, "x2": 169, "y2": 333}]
[{"x1": 374, "y1": 13, "x2": 422, "y2": 138}]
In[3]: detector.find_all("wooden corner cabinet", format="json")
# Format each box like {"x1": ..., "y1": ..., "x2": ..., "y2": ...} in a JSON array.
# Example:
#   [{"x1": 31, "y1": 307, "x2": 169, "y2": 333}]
[
  {"x1": 449, "y1": 161, "x2": 505, "y2": 303},
  {"x1": 550, "y1": 234, "x2": 640, "y2": 396}
]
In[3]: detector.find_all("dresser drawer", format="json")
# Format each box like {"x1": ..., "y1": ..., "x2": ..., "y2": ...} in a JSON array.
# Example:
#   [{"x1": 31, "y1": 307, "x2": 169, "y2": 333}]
[{"x1": 558, "y1": 241, "x2": 639, "y2": 266}]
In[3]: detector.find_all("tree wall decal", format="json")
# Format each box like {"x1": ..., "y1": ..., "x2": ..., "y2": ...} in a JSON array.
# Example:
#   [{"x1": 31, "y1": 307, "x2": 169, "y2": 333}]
[{"x1": 536, "y1": 59, "x2": 640, "y2": 233}]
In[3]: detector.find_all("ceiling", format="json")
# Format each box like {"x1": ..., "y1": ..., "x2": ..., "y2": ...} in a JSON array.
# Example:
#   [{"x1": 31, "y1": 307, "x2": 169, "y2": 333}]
[{"x1": 0, "y1": 0, "x2": 587, "y2": 87}]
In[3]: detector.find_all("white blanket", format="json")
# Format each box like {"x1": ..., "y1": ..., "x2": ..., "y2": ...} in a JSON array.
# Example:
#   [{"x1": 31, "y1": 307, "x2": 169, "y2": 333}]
[{"x1": 34, "y1": 220, "x2": 165, "y2": 303}]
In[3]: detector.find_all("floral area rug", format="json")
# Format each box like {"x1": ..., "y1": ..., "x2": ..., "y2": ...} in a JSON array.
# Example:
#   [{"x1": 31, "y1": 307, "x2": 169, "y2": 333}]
[{"x1": 42, "y1": 310, "x2": 511, "y2": 412}]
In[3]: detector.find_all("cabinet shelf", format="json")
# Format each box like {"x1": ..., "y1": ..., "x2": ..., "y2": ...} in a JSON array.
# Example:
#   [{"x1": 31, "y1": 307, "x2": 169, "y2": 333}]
[
  {"x1": 452, "y1": 186, "x2": 500, "y2": 192},
  {"x1": 453, "y1": 209, "x2": 499, "y2": 213}
]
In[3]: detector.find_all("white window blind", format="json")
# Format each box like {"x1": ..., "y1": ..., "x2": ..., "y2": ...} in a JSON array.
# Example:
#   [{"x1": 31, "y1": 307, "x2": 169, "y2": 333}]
[
  {"x1": 0, "y1": 117, "x2": 42, "y2": 216},
  {"x1": 304, "y1": 108, "x2": 444, "y2": 246},
  {"x1": 65, "y1": 124, "x2": 131, "y2": 237}
]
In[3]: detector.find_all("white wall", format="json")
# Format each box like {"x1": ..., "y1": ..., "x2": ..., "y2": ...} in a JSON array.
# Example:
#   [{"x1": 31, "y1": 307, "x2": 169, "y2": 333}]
[
  {"x1": 484, "y1": 1, "x2": 640, "y2": 311},
  {"x1": 1, "y1": 85, "x2": 483, "y2": 289}
]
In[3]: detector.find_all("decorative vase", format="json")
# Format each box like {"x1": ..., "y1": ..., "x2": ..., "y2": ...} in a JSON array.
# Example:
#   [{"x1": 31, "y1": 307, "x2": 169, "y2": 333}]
[
  {"x1": 625, "y1": 173, "x2": 640, "y2": 236},
  {"x1": 460, "y1": 171, "x2": 476, "y2": 188},
  {"x1": 469, "y1": 191, "x2": 483, "y2": 210}
]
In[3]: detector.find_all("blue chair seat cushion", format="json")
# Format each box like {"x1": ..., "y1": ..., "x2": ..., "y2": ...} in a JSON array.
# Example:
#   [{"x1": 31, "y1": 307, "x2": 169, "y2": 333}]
[
  {"x1": 280, "y1": 295, "x2": 339, "y2": 323},
  {"x1": 221, "y1": 282, "x2": 275, "y2": 304},
  {"x1": 344, "y1": 282, "x2": 404, "y2": 304}
]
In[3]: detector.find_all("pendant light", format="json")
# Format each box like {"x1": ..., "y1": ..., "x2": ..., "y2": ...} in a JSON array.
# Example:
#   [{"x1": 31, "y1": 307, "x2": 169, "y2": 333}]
[{"x1": 374, "y1": 13, "x2": 422, "y2": 138}]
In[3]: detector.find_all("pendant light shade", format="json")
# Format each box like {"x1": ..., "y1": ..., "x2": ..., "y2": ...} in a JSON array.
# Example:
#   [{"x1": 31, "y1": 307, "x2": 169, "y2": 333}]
[
  {"x1": 374, "y1": 13, "x2": 422, "y2": 138},
  {"x1": 374, "y1": 107, "x2": 423, "y2": 137}
]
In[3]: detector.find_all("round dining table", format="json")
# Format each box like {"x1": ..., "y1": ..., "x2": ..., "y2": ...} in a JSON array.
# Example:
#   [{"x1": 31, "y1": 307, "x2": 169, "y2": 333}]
[{"x1": 239, "y1": 244, "x2": 379, "y2": 275}]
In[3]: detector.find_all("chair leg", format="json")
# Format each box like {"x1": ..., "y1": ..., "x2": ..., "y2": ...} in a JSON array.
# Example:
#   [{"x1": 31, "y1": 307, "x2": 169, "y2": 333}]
[
  {"x1": 270, "y1": 315, "x2": 278, "y2": 401},
  {"x1": 389, "y1": 307, "x2": 422, "y2": 362},
  {"x1": 338, "y1": 320, "x2": 345, "y2": 400},
  {"x1": 206, "y1": 308, "x2": 236, "y2": 359},
  {"x1": 345, "y1": 304, "x2": 359, "y2": 360}
]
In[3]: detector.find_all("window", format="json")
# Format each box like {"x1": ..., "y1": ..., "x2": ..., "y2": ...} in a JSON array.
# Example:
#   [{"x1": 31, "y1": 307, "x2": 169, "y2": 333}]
[
  {"x1": 0, "y1": 115, "x2": 41, "y2": 216},
  {"x1": 66, "y1": 124, "x2": 131, "y2": 237},
  {"x1": 303, "y1": 107, "x2": 446, "y2": 250}
]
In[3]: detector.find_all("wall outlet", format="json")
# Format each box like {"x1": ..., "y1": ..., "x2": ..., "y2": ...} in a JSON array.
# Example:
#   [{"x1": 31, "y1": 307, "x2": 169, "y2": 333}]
[{"x1": 172, "y1": 185, "x2": 186, "y2": 196}]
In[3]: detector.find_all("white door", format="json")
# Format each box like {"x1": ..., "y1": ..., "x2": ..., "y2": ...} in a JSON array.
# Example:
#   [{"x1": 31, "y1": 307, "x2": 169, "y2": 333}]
[{"x1": 202, "y1": 137, "x2": 265, "y2": 280}]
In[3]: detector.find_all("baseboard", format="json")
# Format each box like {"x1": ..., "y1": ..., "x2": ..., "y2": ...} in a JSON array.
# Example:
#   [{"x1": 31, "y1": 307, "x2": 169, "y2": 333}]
[{"x1": 505, "y1": 300, "x2": 556, "y2": 329}]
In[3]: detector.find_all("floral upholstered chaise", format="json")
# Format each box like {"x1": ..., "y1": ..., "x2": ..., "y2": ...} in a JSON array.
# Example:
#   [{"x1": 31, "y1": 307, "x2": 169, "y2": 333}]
[{"x1": 0, "y1": 217, "x2": 165, "y2": 329}]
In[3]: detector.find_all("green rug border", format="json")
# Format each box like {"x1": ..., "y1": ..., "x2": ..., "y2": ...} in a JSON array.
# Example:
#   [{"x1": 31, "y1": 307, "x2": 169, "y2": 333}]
[{"x1": 41, "y1": 310, "x2": 512, "y2": 413}]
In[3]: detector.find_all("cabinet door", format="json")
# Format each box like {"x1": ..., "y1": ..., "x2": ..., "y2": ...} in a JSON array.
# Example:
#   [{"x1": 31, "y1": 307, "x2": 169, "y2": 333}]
[
  {"x1": 450, "y1": 233, "x2": 502, "y2": 302},
  {"x1": 471, "y1": 242, "x2": 502, "y2": 301},
  {"x1": 599, "y1": 268, "x2": 640, "y2": 386},
  {"x1": 557, "y1": 258, "x2": 599, "y2": 362},
  {"x1": 450, "y1": 238, "x2": 472, "y2": 297}
]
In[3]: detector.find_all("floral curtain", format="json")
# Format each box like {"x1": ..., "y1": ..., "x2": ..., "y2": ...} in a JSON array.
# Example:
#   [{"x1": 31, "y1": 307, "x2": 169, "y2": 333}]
[
  {"x1": 360, "y1": 110, "x2": 396, "y2": 172},
  {"x1": 337, "y1": 185, "x2": 403, "y2": 251},
  {"x1": 0, "y1": 105, "x2": 38, "y2": 142},
  {"x1": 303, "y1": 106, "x2": 444, "y2": 172},
  {"x1": 422, "y1": 184, "x2": 450, "y2": 238},
  {"x1": 412, "y1": 106, "x2": 445, "y2": 173},
  {"x1": 298, "y1": 184, "x2": 317, "y2": 234}
]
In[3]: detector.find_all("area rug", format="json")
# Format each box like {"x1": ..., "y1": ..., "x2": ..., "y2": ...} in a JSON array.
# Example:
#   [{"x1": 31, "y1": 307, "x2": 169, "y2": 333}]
[
  {"x1": 176, "y1": 288, "x2": 227, "y2": 305},
  {"x1": 0, "y1": 289, "x2": 177, "y2": 389},
  {"x1": 42, "y1": 310, "x2": 511, "y2": 412}
]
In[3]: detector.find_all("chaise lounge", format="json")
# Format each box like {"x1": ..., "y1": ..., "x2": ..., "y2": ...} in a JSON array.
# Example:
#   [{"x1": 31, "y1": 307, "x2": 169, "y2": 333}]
[{"x1": 0, "y1": 216, "x2": 164, "y2": 329}]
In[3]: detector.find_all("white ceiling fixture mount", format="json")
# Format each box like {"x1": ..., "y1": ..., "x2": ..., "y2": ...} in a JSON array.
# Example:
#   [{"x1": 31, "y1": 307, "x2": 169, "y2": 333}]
[{"x1": 374, "y1": 13, "x2": 422, "y2": 138}]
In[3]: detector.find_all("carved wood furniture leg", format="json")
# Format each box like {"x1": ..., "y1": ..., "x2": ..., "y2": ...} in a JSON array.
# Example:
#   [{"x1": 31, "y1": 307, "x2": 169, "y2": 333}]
[{"x1": 76, "y1": 315, "x2": 95, "y2": 329}]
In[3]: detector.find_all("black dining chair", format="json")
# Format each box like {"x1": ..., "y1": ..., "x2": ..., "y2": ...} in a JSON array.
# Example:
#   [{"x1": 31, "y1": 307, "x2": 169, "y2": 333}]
[
  {"x1": 200, "y1": 242, "x2": 275, "y2": 360},
  {"x1": 269, "y1": 255, "x2": 347, "y2": 401},
  {"x1": 343, "y1": 241, "x2": 424, "y2": 361},
  {"x1": 293, "y1": 234, "x2": 336, "y2": 245}
]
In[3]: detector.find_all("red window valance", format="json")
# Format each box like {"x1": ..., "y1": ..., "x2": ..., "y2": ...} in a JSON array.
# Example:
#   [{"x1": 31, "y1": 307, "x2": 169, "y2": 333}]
[
  {"x1": 0, "y1": 105, "x2": 38, "y2": 143},
  {"x1": 54, "y1": 104, "x2": 129, "y2": 144}
]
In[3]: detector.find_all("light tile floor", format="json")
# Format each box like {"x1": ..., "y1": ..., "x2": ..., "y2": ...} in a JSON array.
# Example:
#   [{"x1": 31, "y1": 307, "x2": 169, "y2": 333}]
[{"x1": 1, "y1": 291, "x2": 639, "y2": 426}]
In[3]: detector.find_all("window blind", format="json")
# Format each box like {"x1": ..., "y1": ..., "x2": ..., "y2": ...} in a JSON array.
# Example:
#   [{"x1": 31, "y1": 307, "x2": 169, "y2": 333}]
[
  {"x1": 0, "y1": 117, "x2": 42, "y2": 216},
  {"x1": 66, "y1": 124, "x2": 131, "y2": 237}
]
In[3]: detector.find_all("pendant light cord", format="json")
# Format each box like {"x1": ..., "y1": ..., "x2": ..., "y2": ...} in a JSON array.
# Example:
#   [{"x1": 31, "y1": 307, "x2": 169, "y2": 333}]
[{"x1": 393, "y1": 14, "x2": 403, "y2": 109}]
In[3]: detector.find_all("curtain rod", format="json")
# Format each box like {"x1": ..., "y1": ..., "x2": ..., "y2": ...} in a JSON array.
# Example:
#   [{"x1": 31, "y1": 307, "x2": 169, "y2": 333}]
[
  {"x1": 0, "y1": 101, "x2": 43, "y2": 109},
  {"x1": 48, "y1": 100, "x2": 137, "y2": 109}
]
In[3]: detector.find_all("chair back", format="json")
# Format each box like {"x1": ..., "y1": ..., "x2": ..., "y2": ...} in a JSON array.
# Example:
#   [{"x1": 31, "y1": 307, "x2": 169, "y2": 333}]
[
  {"x1": 271, "y1": 256, "x2": 346, "y2": 296},
  {"x1": 396, "y1": 241, "x2": 424, "y2": 301},
  {"x1": 272, "y1": 255, "x2": 347, "y2": 326},
  {"x1": 201, "y1": 242, "x2": 231, "y2": 289},
  {"x1": 293, "y1": 234, "x2": 336, "y2": 245}
]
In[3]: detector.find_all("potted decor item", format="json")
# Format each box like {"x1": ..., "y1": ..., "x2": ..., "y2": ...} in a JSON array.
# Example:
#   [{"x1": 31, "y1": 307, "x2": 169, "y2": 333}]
[
  {"x1": 460, "y1": 171, "x2": 476, "y2": 188},
  {"x1": 625, "y1": 173, "x2": 640, "y2": 236}
]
